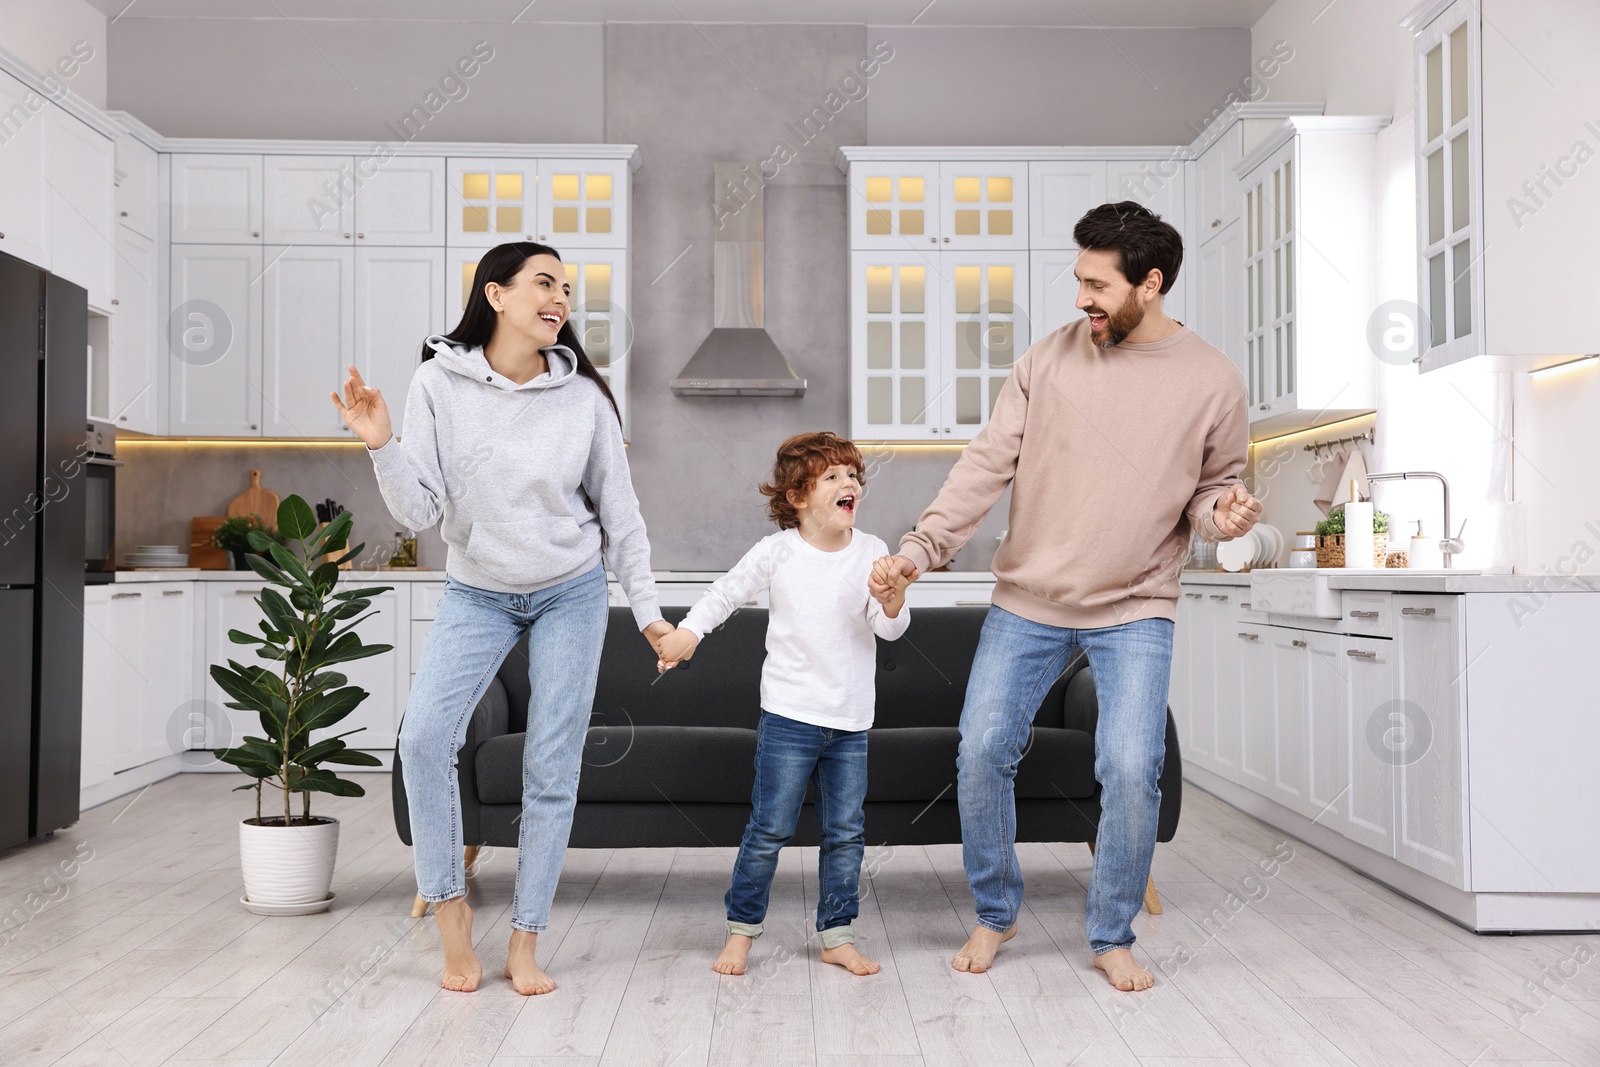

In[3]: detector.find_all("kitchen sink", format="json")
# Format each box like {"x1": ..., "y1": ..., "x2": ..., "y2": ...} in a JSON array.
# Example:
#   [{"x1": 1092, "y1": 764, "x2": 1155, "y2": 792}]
[{"x1": 1251, "y1": 570, "x2": 1343, "y2": 618}]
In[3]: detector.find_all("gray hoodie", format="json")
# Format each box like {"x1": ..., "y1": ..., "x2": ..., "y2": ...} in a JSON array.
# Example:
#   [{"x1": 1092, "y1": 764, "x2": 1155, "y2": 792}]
[{"x1": 367, "y1": 335, "x2": 661, "y2": 631}]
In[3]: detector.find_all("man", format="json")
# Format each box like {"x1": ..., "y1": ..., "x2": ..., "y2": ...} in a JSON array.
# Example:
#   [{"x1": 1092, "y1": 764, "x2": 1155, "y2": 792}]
[{"x1": 869, "y1": 201, "x2": 1259, "y2": 992}]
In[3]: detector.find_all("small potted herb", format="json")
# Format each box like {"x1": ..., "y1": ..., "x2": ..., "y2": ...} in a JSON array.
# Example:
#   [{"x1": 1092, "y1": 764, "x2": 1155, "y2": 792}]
[{"x1": 213, "y1": 516, "x2": 282, "y2": 570}]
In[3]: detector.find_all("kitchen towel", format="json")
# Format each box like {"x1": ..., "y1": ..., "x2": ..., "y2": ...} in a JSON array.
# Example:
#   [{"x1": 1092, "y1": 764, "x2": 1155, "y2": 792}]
[{"x1": 1315, "y1": 448, "x2": 1371, "y2": 512}]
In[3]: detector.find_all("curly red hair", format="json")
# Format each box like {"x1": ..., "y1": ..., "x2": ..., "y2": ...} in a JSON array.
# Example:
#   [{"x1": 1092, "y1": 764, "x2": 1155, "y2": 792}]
[{"x1": 759, "y1": 431, "x2": 866, "y2": 529}]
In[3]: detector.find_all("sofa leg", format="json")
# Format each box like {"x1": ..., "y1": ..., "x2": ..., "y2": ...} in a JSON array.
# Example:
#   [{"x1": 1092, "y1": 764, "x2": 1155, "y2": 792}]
[
  {"x1": 409, "y1": 846, "x2": 481, "y2": 919},
  {"x1": 1086, "y1": 840, "x2": 1163, "y2": 915}
]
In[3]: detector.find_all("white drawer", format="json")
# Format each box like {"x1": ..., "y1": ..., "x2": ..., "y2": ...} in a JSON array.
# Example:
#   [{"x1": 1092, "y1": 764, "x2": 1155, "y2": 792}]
[
  {"x1": 906, "y1": 581, "x2": 995, "y2": 608},
  {"x1": 410, "y1": 582, "x2": 447, "y2": 620},
  {"x1": 1341, "y1": 591, "x2": 1394, "y2": 638}
]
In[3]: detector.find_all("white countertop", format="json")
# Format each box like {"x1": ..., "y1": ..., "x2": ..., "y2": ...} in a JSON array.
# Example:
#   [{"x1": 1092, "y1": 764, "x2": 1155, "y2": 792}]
[{"x1": 1179, "y1": 567, "x2": 1600, "y2": 595}]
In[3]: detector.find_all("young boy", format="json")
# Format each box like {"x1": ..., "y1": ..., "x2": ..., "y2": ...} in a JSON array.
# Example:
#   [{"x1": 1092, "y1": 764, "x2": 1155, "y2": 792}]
[{"x1": 654, "y1": 431, "x2": 913, "y2": 977}]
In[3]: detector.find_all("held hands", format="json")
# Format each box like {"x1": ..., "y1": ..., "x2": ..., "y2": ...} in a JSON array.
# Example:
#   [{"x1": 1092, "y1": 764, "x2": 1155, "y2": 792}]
[
  {"x1": 331, "y1": 365, "x2": 393, "y2": 450},
  {"x1": 1214, "y1": 483, "x2": 1263, "y2": 539},
  {"x1": 655, "y1": 626, "x2": 699, "y2": 674},
  {"x1": 868, "y1": 554, "x2": 919, "y2": 609},
  {"x1": 643, "y1": 620, "x2": 675, "y2": 660}
]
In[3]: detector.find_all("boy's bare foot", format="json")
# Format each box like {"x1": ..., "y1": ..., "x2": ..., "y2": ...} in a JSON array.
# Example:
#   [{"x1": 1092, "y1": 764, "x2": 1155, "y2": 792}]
[
  {"x1": 713, "y1": 933, "x2": 753, "y2": 975},
  {"x1": 433, "y1": 896, "x2": 482, "y2": 992},
  {"x1": 820, "y1": 942, "x2": 880, "y2": 976},
  {"x1": 505, "y1": 929, "x2": 557, "y2": 995},
  {"x1": 1094, "y1": 947, "x2": 1154, "y2": 992},
  {"x1": 951, "y1": 924, "x2": 1016, "y2": 973}
]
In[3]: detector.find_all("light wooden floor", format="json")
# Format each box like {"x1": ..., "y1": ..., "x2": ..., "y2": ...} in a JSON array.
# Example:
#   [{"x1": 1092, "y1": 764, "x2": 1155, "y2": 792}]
[{"x1": 1, "y1": 774, "x2": 1597, "y2": 1066}]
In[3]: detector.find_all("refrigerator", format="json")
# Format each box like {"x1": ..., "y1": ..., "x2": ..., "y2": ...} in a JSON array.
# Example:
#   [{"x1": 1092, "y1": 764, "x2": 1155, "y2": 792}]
[{"x1": 0, "y1": 250, "x2": 86, "y2": 849}]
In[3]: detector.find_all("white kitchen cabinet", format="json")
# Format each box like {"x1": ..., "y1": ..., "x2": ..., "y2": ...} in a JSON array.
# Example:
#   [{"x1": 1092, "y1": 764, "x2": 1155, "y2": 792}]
[
  {"x1": 447, "y1": 158, "x2": 537, "y2": 247},
  {"x1": 264, "y1": 155, "x2": 353, "y2": 244},
  {"x1": 1393, "y1": 594, "x2": 1469, "y2": 888},
  {"x1": 113, "y1": 130, "x2": 159, "y2": 239},
  {"x1": 1193, "y1": 218, "x2": 1245, "y2": 384},
  {"x1": 353, "y1": 247, "x2": 443, "y2": 441},
  {"x1": 937, "y1": 162, "x2": 1028, "y2": 250},
  {"x1": 109, "y1": 224, "x2": 160, "y2": 433},
  {"x1": 1405, "y1": 0, "x2": 1600, "y2": 367},
  {"x1": 142, "y1": 584, "x2": 196, "y2": 767},
  {"x1": 1303, "y1": 629, "x2": 1347, "y2": 824},
  {"x1": 170, "y1": 154, "x2": 263, "y2": 243},
  {"x1": 1193, "y1": 123, "x2": 1242, "y2": 245},
  {"x1": 1212, "y1": 605, "x2": 1245, "y2": 779},
  {"x1": 81, "y1": 584, "x2": 193, "y2": 785},
  {"x1": 1238, "y1": 118, "x2": 1385, "y2": 439},
  {"x1": 561, "y1": 247, "x2": 630, "y2": 434},
  {"x1": 1236, "y1": 621, "x2": 1272, "y2": 794},
  {"x1": 1340, "y1": 633, "x2": 1398, "y2": 856},
  {"x1": 937, "y1": 250, "x2": 1029, "y2": 437},
  {"x1": 1174, "y1": 588, "x2": 1220, "y2": 771},
  {"x1": 1028, "y1": 248, "x2": 1081, "y2": 340},
  {"x1": 356, "y1": 156, "x2": 447, "y2": 246},
  {"x1": 168, "y1": 244, "x2": 264, "y2": 437},
  {"x1": 847, "y1": 160, "x2": 941, "y2": 250},
  {"x1": 1107, "y1": 159, "x2": 1186, "y2": 322},
  {"x1": 262, "y1": 245, "x2": 356, "y2": 437},
  {"x1": 1169, "y1": 589, "x2": 1197, "y2": 759},
  {"x1": 0, "y1": 71, "x2": 50, "y2": 268},
  {"x1": 537, "y1": 159, "x2": 628, "y2": 248},
  {"x1": 1267, "y1": 626, "x2": 1311, "y2": 816},
  {"x1": 43, "y1": 105, "x2": 116, "y2": 309},
  {"x1": 80, "y1": 588, "x2": 116, "y2": 790},
  {"x1": 1027, "y1": 161, "x2": 1105, "y2": 250}
]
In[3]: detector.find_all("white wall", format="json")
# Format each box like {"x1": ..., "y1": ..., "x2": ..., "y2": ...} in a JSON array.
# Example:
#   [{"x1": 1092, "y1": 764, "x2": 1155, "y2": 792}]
[{"x1": 0, "y1": 0, "x2": 107, "y2": 108}]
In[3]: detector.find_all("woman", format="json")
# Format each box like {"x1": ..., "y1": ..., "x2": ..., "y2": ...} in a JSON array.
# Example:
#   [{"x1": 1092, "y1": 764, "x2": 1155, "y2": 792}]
[{"x1": 332, "y1": 242, "x2": 672, "y2": 995}]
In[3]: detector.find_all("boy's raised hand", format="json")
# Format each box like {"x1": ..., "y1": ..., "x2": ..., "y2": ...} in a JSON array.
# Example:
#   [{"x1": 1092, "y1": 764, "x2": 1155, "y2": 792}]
[{"x1": 655, "y1": 627, "x2": 700, "y2": 673}]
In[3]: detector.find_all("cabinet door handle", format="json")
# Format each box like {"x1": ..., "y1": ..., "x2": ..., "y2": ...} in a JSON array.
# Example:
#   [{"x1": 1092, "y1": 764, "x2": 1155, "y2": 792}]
[
  {"x1": 1349, "y1": 609, "x2": 1380, "y2": 619},
  {"x1": 357, "y1": 232, "x2": 364, "y2": 239},
  {"x1": 1292, "y1": 639, "x2": 1307, "y2": 648},
  {"x1": 252, "y1": 231, "x2": 260, "y2": 237},
  {"x1": 1259, "y1": 403, "x2": 1271, "y2": 411},
  {"x1": 1209, "y1": 594, "x2": 1230, "y2": 602},
  {"x1": 1346, "y1": 649, "x2": 1377, "y2": 659},
  {"x1": 1237, "y1": 631, "x2": 1259, "y2": 641},
  {"x1": 343, "y1": 232, "x2": 351, "y2": 238},
  {"x1": 235, "y1": 589, "x2": 264, "y2": 595},
  {"x1": 1184, "y1": 592, "x2": 1202, "y2": 599},
  {"x1": 111, "y1": 591, "x2": 143, "y2": 600},
  {"x1": 1400, "y1": 606, "x2": 1436, "y2": 616},
  {"x1": 1240, "y1": 601, "x2": 1251, "y2": 610},
  {"x1": 162, "y1": 589, "x2": 185, "y2": 596}
]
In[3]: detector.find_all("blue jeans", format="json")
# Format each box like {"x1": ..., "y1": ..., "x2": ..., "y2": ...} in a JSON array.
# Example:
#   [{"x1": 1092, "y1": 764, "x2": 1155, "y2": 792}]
[
  {"x1": 725, "y1": 711, "x2": 868, "y2": 949},
  {"x1": 957, "y1": 606, "x2": 1173, "y2": 955},
  {"x1": 398, "y1": 564, "x2": 608, "y2": 932}
]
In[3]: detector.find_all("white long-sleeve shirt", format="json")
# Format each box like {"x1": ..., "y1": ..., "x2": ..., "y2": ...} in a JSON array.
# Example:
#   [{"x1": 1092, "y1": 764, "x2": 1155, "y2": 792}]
[{"x1": 678, "y1": 528, "x2": 911, "y2": 731}]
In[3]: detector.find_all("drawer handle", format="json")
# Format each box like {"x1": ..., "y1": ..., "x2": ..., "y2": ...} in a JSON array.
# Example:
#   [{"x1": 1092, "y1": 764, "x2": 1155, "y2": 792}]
[
  {"x1": 1292, "y1": 639, "x2": 1307, "y2": 648},
  {"x1": 1240, "y1": 601, "x2": 1251, "y2": 610},
  {"x1": 1184, "y1": 592, "x2": 1202, "y2": 600},
  {"x1": 111, "y1": 591, "x2": 143, "y2": 600},
  {"x1": 954, "y1": 600, "x2": 990, "y2": 606},
  {"x1": 1210, "y1": 594, "x2": 1230, "y2": 602},
  {"x1": 234, "y1": 589, "x2": 263, "y2": 595},
  {"x1": 1237, "y1": 631, "x2": 1259, "y2": 641},
  {"x1": 1346, "y1": 649, "x2": 1377, "y2": 659},
  {"x1": 1401, "y1": 606, "x2": 1436, "y2": 616},
  {"x1": 1349, "y1": 610, "x2": 1380, "y2": 619},
  {"x1": 162, "y1": 589, "x2": 185, "y2": 596}
]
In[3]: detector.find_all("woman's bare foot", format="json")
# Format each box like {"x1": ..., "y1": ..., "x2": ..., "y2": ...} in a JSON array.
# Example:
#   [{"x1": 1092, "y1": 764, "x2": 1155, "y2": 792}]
[
  {"x1": 1094, "y1": 947, "x2": 1154, "y2": 991},
  {"x1": 820, "y1": 942, "x2": 880, "y2": 976},
  {"x1": 433, "y1": 896, "x2": 482, "y2": 992},
  {"x1": 951, "y1": 924, "x2": 1016, "y2": 973},
  {"x1": 505, "y1": 928, "x2": 557, "y2": 995},
  {"x1": 713, "y1": 933, "x2": 753, "y2": 975}
]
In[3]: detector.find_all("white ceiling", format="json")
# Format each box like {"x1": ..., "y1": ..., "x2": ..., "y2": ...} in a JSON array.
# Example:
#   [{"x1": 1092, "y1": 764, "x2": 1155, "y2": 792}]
[{"x1": 91, "y1": 0, "x2": 1277, "y2": 29}]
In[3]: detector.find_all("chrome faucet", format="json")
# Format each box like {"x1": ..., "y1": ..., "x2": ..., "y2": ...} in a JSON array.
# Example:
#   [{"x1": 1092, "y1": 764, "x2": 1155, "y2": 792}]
[{"x1": 1366, "y1": 471, "x2": 1466, "y2": 568}]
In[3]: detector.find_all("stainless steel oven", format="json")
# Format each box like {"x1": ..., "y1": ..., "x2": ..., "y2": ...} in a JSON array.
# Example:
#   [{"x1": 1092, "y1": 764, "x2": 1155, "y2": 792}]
[{"x1": 83, "y1": 420, "x2": 120, "y2": 582}]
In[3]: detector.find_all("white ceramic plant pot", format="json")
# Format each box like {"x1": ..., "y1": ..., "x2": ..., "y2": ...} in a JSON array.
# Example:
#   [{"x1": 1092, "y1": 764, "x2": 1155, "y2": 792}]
[{"x1": 239, "y1": 816, "x2": 339, "y2": 913}]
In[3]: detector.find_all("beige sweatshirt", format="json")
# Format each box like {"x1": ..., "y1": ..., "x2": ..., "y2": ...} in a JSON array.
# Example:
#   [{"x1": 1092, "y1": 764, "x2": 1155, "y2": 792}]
[{"x1": 899, "y1": 318, "x2": 1248, "y2": 630}]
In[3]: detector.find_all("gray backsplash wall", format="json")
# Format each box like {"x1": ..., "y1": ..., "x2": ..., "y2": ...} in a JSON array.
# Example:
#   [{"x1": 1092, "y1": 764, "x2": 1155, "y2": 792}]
[{"x1": 109, "y1": 19, "x2": 1253, "y2": 572}]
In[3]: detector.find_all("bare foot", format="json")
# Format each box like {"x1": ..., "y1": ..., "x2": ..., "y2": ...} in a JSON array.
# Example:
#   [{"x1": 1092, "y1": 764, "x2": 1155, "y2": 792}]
[
  {"x1": 713, "y1": 933, "x2": 753, "y2": 975},
  {"x1": 1094, "y1": 947, "x2": 1154, "y2": 992},
  {"x1": 951, "y1": 924, "x2": 1016, "y2": 973},
  {"x1": 433, "y1": 897, "x2": 482, "y2": 992},
  {"x1": 820, "y1": 942, "x2": 880, "y2": 976},
  {"x1": 505, "y1": 928, "x2": 557, "y2": 995}
]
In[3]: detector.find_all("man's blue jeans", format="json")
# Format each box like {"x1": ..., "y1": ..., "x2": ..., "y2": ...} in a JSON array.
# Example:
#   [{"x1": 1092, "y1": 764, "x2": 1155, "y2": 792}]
[
  {"x1": 725, "y1": 711, "x2": 868, "y2": 949},
  {"x1": 957, "y1": 606, "x2": 1173, "y2": 955}
]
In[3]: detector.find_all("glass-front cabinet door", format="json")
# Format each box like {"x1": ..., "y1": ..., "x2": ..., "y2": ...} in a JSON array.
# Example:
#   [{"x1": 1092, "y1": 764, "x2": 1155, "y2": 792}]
[
  {"x1": 538, "y1": 160, "x2": 628, "y2": 248},
  {"x1": 847, "y1": 162, "x2": 941, "y2": 250},
  {"x1": 447, "y1": 158, "x2": 537, "y2": 246},
  {"x1": 850, "y1": 251, "x2": 943, "y2": 441},
  {"x1": 939, "y1": 162, "x2": 1028, "y2": 250},
  {"x1": 561, "y1": 248, "x2": 630, "y2": 435},
  {"x1": 1415, "y1": 1, "x2": 1480, "y2": 366},
  {"x1": 939, "y1": 251, "x2": 1029, "y2": 438},
  {"x1": 1242, "y1": 139, "x2": 1297, "y2": 424}
]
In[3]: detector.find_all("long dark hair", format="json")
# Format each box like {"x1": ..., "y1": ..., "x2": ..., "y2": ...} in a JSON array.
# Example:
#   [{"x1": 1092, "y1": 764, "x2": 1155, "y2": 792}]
[{"x1": 422, "y1": 241, "x2": 621, "y2": 423}]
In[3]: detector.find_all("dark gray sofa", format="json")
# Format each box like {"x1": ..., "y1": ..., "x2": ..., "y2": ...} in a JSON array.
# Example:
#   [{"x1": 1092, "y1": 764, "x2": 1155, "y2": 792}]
[{"x1": 391, "y1": 605, "x2": 1183, "y2": 851}]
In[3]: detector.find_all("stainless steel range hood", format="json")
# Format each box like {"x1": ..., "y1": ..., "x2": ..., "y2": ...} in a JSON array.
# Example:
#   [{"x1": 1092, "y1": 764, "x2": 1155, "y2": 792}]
[{"x1": 671, "y1": 163, "x2": 806, "y2": 397}]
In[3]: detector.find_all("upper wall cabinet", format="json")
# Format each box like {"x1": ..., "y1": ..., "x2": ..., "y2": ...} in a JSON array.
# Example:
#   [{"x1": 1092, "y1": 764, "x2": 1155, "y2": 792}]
[
  {"x1": 1239, "y1": 117, "x2": 1388, "y2": 439},
  {"x1": 447, "y1": 158, "x2": 537, "y2": 247},
  {"x1": 1028, "y1": 162, "x2": 1107, "y2": 249},
  {"x1": 847, "y1": 160, "x2": 1028, "y2": 250},
  {"x1": 538, "y1": 159, "x2": 629, "y2": 248},
  {"x1": 357, "y1": 157, "x2": 448, "y2": 246},
  {"x1": 264, "y1": 155, "x2": 448, "y2": 245},
  {"x1": 1194, "y1": 124, "x2": 1243, "y2": 245},
  {"x1": 113, "y1": 131, "x2": 159, "y2": 240},
  {"x1": 0, "y1": 72, "x2": 51, "y2": 267},
  {"x1": 264, "y1": 155, "x2": 351, "y2": 244},
  {"x1": 42, "y1": 106, "x2": 116, "y2": 310},
  {"x1": 171, "y1": 154, "x2": 264, "y2": 242},
  {"x1": 1405, "y1": 0, "x2": 1600, "y2": 367}
]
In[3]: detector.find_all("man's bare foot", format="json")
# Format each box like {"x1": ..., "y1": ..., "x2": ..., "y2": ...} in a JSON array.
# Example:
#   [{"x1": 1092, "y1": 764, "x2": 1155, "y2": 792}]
[
  {"x1": 1094, "y1": 947, "x2": 1154, "y2": 992},
  {"x1": 820, "y1": 942, "x2": 880, "y2": 976},
  {"x1": 505, "y1": 928, "x2": 557, "y2": 995},
  {"x1": 433, "y1": 896, "x2": 482, "y2": 992},
  {"x1": 713, "y1": 933, "x2": 753, "y2": 975},
  {"x1": 951, "y1": 924, "x2": 1016, "y2": 973}
]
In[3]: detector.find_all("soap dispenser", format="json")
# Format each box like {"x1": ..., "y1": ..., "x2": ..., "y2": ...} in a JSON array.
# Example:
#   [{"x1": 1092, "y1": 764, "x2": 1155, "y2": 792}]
[{"x1": 1409, "y1": 519, "x2": 1443, "y2": 570}]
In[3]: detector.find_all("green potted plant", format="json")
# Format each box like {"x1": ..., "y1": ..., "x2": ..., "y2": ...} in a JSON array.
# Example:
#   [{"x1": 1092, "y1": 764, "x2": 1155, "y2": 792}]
[
  {"x1": 1314, "y1": 505, "x2": 1389, "y2": 567},
  {"x1": 211, "y1": 515, "x2": 284, "y2": 571},
  {"x1": 211, "y1": 495, "x2": 392, "y2": 914}
]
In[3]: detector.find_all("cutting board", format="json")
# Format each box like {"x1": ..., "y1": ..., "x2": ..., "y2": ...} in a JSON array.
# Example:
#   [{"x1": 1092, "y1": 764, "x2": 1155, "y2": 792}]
[
  {"x1": 189, "y1": 516, "x2": 230, "y2": 570},
  {"x1": 227, "y1": 469, "x2": 279, "y2": 525}
]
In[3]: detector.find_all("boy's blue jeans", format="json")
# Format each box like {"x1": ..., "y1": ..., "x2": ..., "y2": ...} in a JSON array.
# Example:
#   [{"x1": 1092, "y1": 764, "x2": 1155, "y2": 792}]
[
  {"x1": 957, "y1": 605, "x2": 1173, "y2": 955},
  {"x1": 398, "y1": 565, "x2": 608, "y2": 932},
  {"x1": 725, "y1": 711, "x2": 868, "y2": 949}
]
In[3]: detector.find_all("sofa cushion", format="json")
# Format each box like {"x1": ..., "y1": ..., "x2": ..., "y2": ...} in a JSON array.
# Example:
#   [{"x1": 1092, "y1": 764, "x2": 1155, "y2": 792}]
[{"x1": 474, "y1": 725, "x2": 758, "y2": 805}]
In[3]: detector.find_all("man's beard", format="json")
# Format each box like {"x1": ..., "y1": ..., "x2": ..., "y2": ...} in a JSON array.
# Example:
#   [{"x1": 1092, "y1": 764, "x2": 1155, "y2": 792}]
[{"x1": 1087, "y1": 287, "x2": 1145, "y2": 349}]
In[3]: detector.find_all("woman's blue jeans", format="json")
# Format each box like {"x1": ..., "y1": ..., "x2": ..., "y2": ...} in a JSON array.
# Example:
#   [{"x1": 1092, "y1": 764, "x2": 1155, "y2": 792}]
[
  {"x1": 957, "y1": 605, "x2": 1173, "y2": 955},
  {"x1": 398, "y1": 564, "x2": 608, "y2": 932}
]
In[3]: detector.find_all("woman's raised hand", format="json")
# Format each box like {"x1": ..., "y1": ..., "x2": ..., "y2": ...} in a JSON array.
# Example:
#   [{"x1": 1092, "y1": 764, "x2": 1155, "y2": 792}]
[{"x1": 331, "y1": 364, "x2": 393, "y2": 450}]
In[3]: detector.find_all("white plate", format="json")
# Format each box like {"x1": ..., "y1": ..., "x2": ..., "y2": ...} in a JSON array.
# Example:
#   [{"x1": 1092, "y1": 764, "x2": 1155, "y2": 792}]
[
  {"x1": 241, "y1": 892, "x2": 335, "y2": 916},
  {"x1": 1216, "y1": 529, "x2": 1258, "y2": 572},
  {"x1": 1253, "y1": 524, "x2": 1282, "y2": 566}
]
